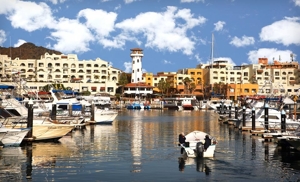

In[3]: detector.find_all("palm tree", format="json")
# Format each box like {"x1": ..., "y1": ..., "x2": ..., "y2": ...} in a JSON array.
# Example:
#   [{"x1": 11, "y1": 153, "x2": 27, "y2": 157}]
[
  {"x1": 183, "y1": 77, "x2": 192, "y2": 94},
  {"x1": 118, "y1": 72, "x2": 128, "y2": 96}
]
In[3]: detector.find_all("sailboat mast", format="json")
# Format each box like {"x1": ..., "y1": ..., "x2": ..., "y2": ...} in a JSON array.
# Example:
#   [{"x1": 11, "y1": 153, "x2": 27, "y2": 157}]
[{"x1": 211, "y1": 33, "x2": 214, "y2": 69}]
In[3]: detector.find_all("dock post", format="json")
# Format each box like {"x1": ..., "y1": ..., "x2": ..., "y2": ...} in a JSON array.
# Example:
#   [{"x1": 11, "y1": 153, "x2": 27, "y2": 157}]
[
  {"x1": 228, "y1": 103, "x2": 232, "y2": 119},
  {"x1": 281, "y1": 110, "x2": 286, "y2": 133},
  {"x1": 264, "y1": 104, "x2": 269, "y2": 131},
  {"x1": 251, "y1": 107, "x2": 255, "y2": 130},
  {"x1": 242, "y1": 106, "x2": 246, "y2": 127},
  {"x1": 235, "y1": 104, "x2": 238, "y2": 119},
  {"x1": 27, "y1": 99, "x2": 33, "y2": 138},
  {"x1": 81, "y1": 103, "x2": 85, "y2": 115},
  {"x1": 91, "y1": 101, "x2": 95, "y2": 121},
  {"x1": 51, "y1": 102, "x2": 57, "y2": 120},
  {"x1": 68, "y1": 101, "x2": 72, "y2": 116}
]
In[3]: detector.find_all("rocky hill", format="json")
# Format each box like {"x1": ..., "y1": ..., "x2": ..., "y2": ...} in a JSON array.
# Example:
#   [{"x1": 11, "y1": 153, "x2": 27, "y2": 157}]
[{"x1": 0, "y1": 42, "x2": 62, "y2": 60}]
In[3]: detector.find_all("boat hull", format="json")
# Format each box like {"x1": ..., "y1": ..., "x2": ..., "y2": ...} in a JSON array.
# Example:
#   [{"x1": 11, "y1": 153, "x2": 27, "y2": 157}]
[{"x1": 0, "y1": 128, "x2": 30, "y2": 147}]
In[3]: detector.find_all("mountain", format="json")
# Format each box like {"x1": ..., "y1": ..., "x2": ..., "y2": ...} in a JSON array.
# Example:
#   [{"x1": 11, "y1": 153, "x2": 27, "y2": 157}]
[{"x1": 0, "y1": 43, "x2": 62, "y2": 60}]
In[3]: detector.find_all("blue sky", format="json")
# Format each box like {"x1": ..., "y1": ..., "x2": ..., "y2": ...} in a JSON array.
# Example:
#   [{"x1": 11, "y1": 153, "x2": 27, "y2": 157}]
[{"x1": 0, "y1": 0, "x2": 299, "y2": 74}]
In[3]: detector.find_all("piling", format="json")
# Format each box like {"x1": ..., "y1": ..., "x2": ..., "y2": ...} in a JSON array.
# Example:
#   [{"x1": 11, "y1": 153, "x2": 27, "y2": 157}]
[
  {"x1": 68, "y1": 101, "x2": 72, "y2": 116},
  {"x1": 27, "y1": 99, "x2": 33, "y2": 139},
  {"x1": 281, "y1": 110, "x2": 286, "y2": 133},
  {"x1": 235, "y1": 104, "x2": 238, "y2": 120},
  {"x1": 229, "y1": 104, "x2": 232, "y2": 119},
  {"x1": 242, "y1": 106, "x2": 246, "y2": 127},
  {"x1": 91, "y1": 101, "x2": 95, "y2": 122},
  {"x1": 264, "y1": 104, "x2": 269, "y2": 131},
  {"x1": 51, "y1": 102, "x2": 57, "y2": 120},
  {"x1": 81, "y1": 103, "x2": 85, "y2": 115},
  {"x1": 251, "y1": 107, "x2": 255, "y2": 130}
]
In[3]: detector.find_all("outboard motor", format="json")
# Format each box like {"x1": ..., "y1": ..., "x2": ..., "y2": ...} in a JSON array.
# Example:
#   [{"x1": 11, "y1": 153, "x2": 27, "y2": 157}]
[{"x1": 196, "y1": 142, "x2": 205, "y2": 157}]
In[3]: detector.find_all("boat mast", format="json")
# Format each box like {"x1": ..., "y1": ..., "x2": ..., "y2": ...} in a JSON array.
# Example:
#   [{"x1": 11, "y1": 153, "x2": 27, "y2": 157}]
[{"x1": 211, "y1": 33, "x2": 214, "y2": 69}]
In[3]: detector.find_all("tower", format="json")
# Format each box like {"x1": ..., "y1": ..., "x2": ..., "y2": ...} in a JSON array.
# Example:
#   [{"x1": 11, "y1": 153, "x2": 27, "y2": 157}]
[{"x1": 130, "y1": 48, "x2": 143, "y2": 83}]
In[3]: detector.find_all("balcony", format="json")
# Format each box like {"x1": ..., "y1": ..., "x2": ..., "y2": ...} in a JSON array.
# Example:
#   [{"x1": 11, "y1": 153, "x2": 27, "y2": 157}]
[{"x1": 257, "y1": 69, "x2": 263, "y2": 73}]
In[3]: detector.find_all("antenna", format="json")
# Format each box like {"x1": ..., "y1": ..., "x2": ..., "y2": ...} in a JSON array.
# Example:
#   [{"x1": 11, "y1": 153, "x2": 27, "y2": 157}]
[{"x1": 290, "y1": 53, "x2": 294, "y2": 62}]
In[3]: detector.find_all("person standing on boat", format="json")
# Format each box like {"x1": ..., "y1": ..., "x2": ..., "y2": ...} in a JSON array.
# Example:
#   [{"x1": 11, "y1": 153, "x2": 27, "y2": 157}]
[
  {"x1": 204, "y1": 135, "x2": 211, "y2": 151},
  {"x1": 179, "y1": 132, "x2": 186, "y2": 154}
]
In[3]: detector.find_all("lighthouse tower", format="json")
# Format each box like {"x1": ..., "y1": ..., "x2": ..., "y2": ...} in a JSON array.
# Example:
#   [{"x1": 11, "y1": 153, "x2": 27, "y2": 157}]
[{"x1": 130, "y1": 48, "x2": 143, "y2": 83}]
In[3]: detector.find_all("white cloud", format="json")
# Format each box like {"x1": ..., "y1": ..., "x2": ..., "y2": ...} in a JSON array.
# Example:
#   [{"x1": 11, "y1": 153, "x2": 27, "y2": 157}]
[
  {"x1": 163, "y1": 60, "x2": 172, "y2": 64},
  {"x1": 214, "y1": 57, "x2": 236, "y2": 66},
  {"x1": 50, "y1": 18, "x2": 94, "y2": 53},
  {"x1": 259, "y1": 17, "x2": 300, "y2": 46},
  {"x1": 124, "y1": 62, "x2": 132, "y2": 72},
  {"x1": 0, "y1": 30, "x2": 6, "y2": 46},
  {"x1": 114, "y1": 4, "x2": 121, "y2": 11},
  {"x1": 124, "y1": 0, "x2": 137, "y2": 4},
  {"x1": 180, "y1": 0, "x2": 205, "y2": 3},
  {"x1": 214, "y1": 21, "x2": 226, "y2": 31},
  {"x1": 195, "y1": 54, "x2": 201, "y2": 63},
  {"x1": 115, "y1": 6, "x2": 207, "y2": 55},
  {"x1": 14, "y1": 39, "x2": 26, "y2": 47},
  {"x1": 3, "y1": 1, "x2": 55, "y2": 32},
  {"x1": 230, "y1": 36, "x2": 255, "y2": 47},
  {"x1": 247, "y1": 48, "x2": 296, "y2": 64},
  {"x1": 293, "y1": 0, "x2": 300, "y2": 6}
]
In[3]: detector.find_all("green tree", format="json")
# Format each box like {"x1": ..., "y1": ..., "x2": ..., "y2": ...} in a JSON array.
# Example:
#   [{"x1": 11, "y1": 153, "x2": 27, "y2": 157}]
[
  {"x1": 118, "y1": 72, "x2": 128, "y2": 96},
  {"x1": 183, "y1": 77, "x2": 192, "y2": 94},
  {"x1": 157, "y1": 79, "x2": 171, "y2": 95}
]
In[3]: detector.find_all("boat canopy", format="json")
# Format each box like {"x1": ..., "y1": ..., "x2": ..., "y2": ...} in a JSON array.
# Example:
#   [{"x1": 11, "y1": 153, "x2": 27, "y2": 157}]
[{"x1": 0, "y1": 85, "x2": 15, "y2": 89}]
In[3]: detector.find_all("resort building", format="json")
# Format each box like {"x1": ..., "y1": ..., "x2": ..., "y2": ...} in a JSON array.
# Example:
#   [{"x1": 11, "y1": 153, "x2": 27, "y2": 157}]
[{"x1": 0, "y1": 53, "x2": 122, "y2": 95}]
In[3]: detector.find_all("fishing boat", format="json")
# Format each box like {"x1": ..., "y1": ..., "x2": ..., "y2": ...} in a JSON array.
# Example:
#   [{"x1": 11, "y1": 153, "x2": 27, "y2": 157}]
[{"x1": 179, "y1": 131, "x2": 217, "y2": 158}]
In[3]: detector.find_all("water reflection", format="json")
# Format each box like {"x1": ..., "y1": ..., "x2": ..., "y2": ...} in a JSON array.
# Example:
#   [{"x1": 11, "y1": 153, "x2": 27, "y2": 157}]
[{"x1": 178, "y1": 157, "x2": 211, "y2": 175}]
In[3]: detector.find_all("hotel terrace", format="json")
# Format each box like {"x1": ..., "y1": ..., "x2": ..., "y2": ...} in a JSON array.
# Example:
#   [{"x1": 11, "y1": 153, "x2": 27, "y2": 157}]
[{"x1": 0, "y1": 51, "x2": 299, "y2": 101}]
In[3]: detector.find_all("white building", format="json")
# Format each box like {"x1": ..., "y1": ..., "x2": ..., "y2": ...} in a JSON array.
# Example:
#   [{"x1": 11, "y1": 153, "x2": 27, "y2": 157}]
[{"x1": 0, "y1": 53, "x2": 122, "y2": 95}]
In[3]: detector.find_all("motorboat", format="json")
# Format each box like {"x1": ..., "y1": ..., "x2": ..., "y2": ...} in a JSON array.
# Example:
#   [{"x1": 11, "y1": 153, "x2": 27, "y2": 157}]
[
  {"x1": 86, "y1": 108, "x2": 118, "y2": 124},
  {"x1": 179, "y1": 131, "x2": 217, "y2": 158},
  {"x1": 0, "y1": 126, "x2": 31, "y2": 147},
  {"x1": 1, "y1": 116, "x2": 75, "y2": 141}
]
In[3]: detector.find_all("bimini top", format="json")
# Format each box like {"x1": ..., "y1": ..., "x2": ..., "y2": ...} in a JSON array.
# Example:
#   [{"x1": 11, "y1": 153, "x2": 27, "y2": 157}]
[{"x1": 0, "y1": 85, "x2": 15, "y2": 89}]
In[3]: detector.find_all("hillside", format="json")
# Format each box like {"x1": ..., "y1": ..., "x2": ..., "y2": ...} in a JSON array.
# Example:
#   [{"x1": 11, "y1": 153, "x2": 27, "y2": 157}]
[{"x1": 0, "y1": 42, "x2": 62, "y2": 60}]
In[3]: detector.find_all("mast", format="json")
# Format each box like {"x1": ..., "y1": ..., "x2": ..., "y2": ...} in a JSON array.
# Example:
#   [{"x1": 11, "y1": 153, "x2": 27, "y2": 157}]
[{"x1": 211, "y1": 33, "x2": 214, "y2": 69}]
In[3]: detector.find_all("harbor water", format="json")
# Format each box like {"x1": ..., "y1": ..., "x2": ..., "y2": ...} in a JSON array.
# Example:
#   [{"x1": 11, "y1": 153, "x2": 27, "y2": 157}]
[{"x1": 0, "y1": 110, "x2": 300, "y2": 181}]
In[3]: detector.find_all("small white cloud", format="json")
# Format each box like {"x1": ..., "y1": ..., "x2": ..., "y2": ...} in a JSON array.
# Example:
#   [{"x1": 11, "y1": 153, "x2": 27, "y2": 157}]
[
  {"x1": 124, "y1": 0, "x2": 137, "y2": 4},
  {"x1": 48, "y1": 0, "x2": 67, "y2": 4},
  {"x1": 0, "y1": 30, "x2": 6, "y2": 46},
  {"x1": 180, "y1": 0, "x2": 205, "y2": 3},
  {"x1": 247, "y1": 48, "x2": 296, "y2": 64},
  {"x1": 195, "y1": 54, "x2": 201, "y2": 63},
  {"x1": 14, "y1": 39, "x2": 26, "y2": 47},
  {"x1": 293, "y1": 0, "x2": 300, "y2": 6},
  {"x1": 124, "y1": 62, "x2": 132, "y2": 73},
  {"x1": 214, "y1": 21, "x2": 226, "y2": 31},
  {"x1": 230, "y1": 36, "x2": 255, "y2": 47},
  {"x1": 259, "y1": 17, "x2": 300, "y2": 46},
  {"x1": 163, "y1": 60, "x2": 172, "y2": 64},
  {"x1": 214, "y1": 57, "x2": 236, "y2": 66},
  {"x1": 114, "y1": 4, "x2": 121, "y2": 11},
  {"x1": 142, "y1": 68, "x2": 147, "y2": 73}
]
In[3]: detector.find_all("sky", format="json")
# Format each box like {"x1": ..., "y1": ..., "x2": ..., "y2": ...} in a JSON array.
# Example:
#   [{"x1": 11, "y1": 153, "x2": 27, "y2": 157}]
[{"x1": 0, "y1": 0, "x2": 300, "y2": 74}]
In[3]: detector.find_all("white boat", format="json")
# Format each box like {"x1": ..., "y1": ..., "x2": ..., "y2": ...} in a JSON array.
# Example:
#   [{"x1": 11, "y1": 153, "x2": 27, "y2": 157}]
[
  {"x1": 1, "y1": 116, "x2": 75, "y2": 141},
  {"x1": 179, "y1": 131, "x2": 217, "y2": 158},
  {"x1": 0, "y1": 127, "x2": 30, "y2": 147},
  {"x1": 86, "y1": 108, "x2": 118, "y2": 124},
  {"x1": 237, "y1": 107, "x2": 300, "y2": 131}
]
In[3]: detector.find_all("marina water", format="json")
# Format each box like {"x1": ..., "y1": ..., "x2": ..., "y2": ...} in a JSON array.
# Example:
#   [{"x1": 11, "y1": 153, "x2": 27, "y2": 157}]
[{"x1": 0, "y1": 110, "x2": 299, "y2": 181}]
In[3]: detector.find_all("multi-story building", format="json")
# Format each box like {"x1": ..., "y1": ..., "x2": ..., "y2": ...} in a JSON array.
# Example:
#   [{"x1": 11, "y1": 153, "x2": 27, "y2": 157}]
[{"x1": 0, "y1": 53, "x2": 122, "y2": 95}]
